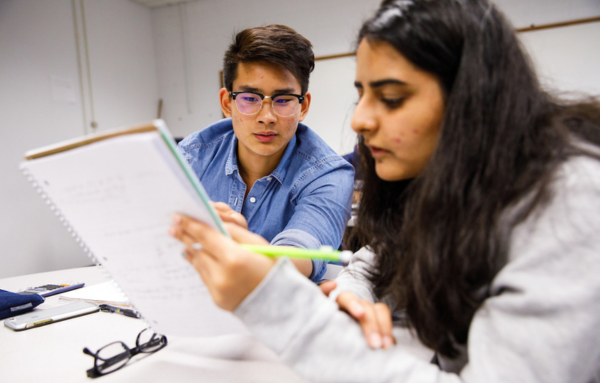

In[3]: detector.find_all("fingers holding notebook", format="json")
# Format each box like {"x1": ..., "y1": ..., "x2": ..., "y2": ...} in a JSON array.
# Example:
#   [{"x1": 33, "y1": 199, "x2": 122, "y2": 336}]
[{"x1": 169, "y1": 214, "x2": 275, "y2": 311}]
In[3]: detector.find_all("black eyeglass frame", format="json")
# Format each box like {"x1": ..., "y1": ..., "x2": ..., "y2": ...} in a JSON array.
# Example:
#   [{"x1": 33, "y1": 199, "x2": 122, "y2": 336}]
[
  {"x1": 229, "y1": 91, "x2": 305, "y2": 116},
  {"x1": 83, "y1": 329, "x2": 167, "y2": 378}
]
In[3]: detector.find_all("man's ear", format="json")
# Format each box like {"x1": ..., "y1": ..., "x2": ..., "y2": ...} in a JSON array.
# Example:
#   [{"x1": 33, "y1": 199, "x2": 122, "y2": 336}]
[
  {"x1": 220, "y1": 88, "x2": 233, "y2": 117},
  {"x1": 298, "y1": 92, "x2": 311, "y2": 122}
]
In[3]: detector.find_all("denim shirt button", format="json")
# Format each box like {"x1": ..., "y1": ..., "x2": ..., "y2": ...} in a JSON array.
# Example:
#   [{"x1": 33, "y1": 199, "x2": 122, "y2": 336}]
[
  {"x1": 250, "y1": 197, "x2": 256, "y2": 203},
  {"x1": 267, "y1": 177, "x2": 272, "y2": 181}
]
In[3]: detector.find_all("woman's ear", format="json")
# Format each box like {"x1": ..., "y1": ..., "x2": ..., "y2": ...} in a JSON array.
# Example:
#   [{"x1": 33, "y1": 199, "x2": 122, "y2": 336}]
[{"x1": 220, "y1": 88, "x2": 233, "y2": 117}]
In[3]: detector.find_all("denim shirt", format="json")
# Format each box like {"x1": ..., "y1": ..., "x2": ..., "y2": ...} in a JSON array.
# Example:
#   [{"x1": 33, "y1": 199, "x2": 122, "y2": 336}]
[{"x1": 178, "y1": 118, "x2": 354, "y2": 281}]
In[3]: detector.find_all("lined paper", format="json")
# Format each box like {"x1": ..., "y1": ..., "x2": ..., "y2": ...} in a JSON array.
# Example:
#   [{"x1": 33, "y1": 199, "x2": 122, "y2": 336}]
[{"x1": 22, "y1": 130, "x2": 247, "y2": 337}]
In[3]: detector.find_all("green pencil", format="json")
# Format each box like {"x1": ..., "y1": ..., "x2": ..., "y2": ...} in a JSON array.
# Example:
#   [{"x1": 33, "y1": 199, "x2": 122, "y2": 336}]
[{"x1": 241, "y1": 245, "x2": 353, "y2": 264}]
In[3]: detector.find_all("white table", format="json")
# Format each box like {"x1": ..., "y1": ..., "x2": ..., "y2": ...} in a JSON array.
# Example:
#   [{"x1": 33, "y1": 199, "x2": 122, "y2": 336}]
[{"x1": 0, "y1": 266, "x2": 308, "y2": 383}]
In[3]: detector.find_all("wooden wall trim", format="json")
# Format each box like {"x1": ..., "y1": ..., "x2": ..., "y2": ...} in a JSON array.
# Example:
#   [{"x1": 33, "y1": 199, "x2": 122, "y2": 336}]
[
  {"x1": 311, "y1": 16, "x2": 600, "y2": 60},
  {"x1": 516, "y1": 15, "x2": 600, "y2": 33},
  {"x1": 217, "y1": 16, "x2": 600, "y2": 90},
  {"x1": 314, "y1": 52, "x2": 356, "y2": 61}
]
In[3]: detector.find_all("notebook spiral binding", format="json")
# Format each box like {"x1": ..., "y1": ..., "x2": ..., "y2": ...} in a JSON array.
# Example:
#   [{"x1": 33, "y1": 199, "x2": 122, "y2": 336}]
[
  {"x1": 20, "y1": 166, "x2": 136, "y2": 317},
  {"x1": 21, "y1": 166, "x2": 100, "y2": 267}
]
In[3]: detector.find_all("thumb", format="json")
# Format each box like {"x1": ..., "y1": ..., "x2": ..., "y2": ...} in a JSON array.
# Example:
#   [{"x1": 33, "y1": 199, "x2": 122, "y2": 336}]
[{"x1": 319, "y1": 280, "x2": 337, "y2": 297}]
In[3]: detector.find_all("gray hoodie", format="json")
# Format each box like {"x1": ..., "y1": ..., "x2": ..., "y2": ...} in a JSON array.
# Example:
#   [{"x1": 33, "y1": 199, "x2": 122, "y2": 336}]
[{"x1": 235, "y1": 152, "x2": 600, "y2": 383}]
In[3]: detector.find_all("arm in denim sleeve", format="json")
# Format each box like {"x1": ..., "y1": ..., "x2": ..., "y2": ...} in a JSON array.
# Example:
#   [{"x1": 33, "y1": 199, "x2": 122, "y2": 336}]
[
  {"x1": 177, "y1": 140, "x2": 193, "y2": 164},
  {"x1": 177, "y1": 135, "x2": 209, "y2": 177},
  {"x1": 176, "y1": 121, "x2": 232, "y2": 177},
  {"x1": 270, "y1": 160, "x2": 354, "y2": 281}
]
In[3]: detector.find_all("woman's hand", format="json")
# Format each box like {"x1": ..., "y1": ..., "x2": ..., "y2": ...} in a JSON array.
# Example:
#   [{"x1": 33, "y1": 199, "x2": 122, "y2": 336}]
[
  {"x1": 169, "y1": 214, "x2": 275, "y2": 311},
  {"x1": 320, "y1": 281, "x2": 395, "y2": 349},
  {"x1": 212, "y1": 202, "x2": 248, "y2": 230}
]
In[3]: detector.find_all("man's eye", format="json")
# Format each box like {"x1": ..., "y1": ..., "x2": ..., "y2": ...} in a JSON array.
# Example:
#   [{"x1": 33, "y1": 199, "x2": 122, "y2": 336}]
[
  {"x1": 274, "y1": 97, "x2": 293, "y2": 104},
  {"x1": 243, "y1": 96, "x2": 259, "y2": 102}
]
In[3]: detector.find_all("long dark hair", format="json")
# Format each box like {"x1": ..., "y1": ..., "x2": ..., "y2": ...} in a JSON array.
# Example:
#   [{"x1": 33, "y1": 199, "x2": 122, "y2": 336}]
[{"x1": 347, "y1": 0, "x2": 600, "y2": 357}]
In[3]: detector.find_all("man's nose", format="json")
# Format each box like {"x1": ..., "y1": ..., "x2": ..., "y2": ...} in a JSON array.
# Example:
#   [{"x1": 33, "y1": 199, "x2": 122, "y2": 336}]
[{"x1": 257, "y1": 98, "x2": 277, "y2": 123}]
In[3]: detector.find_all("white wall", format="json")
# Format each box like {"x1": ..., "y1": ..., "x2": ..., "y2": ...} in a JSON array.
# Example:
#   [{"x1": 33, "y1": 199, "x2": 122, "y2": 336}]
[
  {"x1": 519, "y1": 22, "x2": 600, "y2": 97},
  {"x1": 494, "y1": 0, "x2": 600, "y2": 27},
  {"x1": 83, "y1": 0, "x2": 161, "y2": 130},
  {"x1": 303, "y1": 56, "x2": 360, "y2": 154},
  {"x1": 0, "y1": 0, "x2": 158, "y2": 278},
  {"x1": 500, "y1": 0, "x2": 600, "y2": 96}
]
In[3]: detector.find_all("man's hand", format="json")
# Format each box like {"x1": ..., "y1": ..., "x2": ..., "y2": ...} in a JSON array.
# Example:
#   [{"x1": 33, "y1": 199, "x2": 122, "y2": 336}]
[
  {"x1": 212, "y1": 202, "x2": 312, "y2": 278},
  {"x1": 320, "y1": 281, "x2": 395, "y2": 349},
  {"x1": 212, "y1": 202, "x2": 248, "y2": 229}
]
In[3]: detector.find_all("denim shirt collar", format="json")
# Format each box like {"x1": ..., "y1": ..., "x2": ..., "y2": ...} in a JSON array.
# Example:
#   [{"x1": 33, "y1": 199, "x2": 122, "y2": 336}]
[{"x1": 224, "y1": 133, "x2": 298, "y2": 185}]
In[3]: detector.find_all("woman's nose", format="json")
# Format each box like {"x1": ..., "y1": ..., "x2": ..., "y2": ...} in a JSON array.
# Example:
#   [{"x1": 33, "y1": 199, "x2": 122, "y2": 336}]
[{"x1": 351, "y1": 97, "x2": 377, "y2": 135}]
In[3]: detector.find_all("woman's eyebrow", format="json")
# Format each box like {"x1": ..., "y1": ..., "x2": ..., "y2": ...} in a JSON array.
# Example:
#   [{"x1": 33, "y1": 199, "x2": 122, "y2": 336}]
[
  {"x1": 354, "y1": 79, "x2": 408, "y2": 89},
  {"x1": 369, "y1": 79, "x2": 408, "y2": 88}
]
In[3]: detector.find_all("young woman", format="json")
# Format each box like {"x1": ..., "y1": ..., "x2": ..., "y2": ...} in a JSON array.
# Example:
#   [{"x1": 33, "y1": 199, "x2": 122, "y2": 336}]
[{"x1": 169, "y1": 0, "x2": 600, "y2": 381}]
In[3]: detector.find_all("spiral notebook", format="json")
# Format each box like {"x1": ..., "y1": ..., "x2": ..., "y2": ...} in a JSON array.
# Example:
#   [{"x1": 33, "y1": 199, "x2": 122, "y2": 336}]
[{"x1": 20, "y1": 120, "x2": 247, "y2": 337}]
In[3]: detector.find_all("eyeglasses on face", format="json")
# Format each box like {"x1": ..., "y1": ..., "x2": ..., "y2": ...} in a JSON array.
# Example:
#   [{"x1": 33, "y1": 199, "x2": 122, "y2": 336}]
[
  {"x1": 83, "y1": 328, "x2": 167, "y2": 378},
  {"x1": 230, "y1": 91, "x2": 305, "y2": 117}
]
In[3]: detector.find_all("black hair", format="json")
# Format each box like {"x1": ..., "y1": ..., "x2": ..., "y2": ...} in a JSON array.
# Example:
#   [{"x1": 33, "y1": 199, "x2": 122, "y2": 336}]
[
  {"x1": 223, "y1": 24, "x2": 314, "y2": 95},
  {"x1": 347, "y1": 0, "x2": 600, "y2": 357}
]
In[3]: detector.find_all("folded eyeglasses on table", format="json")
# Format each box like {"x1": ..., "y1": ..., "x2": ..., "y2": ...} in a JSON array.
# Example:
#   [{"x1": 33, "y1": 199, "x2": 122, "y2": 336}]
[{"x1": 83, "y1": 328, "x2": 167, "y2": 378}]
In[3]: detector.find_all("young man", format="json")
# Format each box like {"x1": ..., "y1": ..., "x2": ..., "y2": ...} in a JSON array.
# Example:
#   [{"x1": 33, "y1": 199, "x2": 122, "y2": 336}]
[{"x1": 178, "y1": 25, "x2": 354, "y2": 282}]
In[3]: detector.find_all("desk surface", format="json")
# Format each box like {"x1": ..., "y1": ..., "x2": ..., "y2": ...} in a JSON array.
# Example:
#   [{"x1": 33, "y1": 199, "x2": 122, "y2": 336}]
[{"x1": 0, "y1": 266, "x2": 307, "y2": 383}]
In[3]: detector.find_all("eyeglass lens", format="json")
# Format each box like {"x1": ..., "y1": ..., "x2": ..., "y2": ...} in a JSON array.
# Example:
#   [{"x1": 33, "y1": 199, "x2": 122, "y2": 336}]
[
  {"x1": 235, "y1": 92, "x2": 300, "y2": 117},
  {"x1": 95, "y1": 342, "x2": 130, "y2": 375},
  {"x1": 137, "y1": 328, "x2": 165, "y2": 352}
]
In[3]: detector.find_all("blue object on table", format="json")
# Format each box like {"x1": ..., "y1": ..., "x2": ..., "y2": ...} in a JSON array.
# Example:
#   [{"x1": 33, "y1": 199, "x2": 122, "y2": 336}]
[{"x1": 0, "y1": 289, "x2": 45, "y2": 320}]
